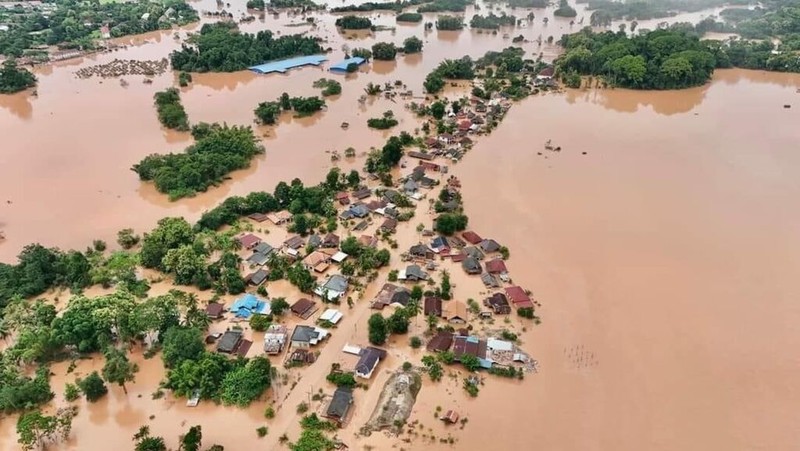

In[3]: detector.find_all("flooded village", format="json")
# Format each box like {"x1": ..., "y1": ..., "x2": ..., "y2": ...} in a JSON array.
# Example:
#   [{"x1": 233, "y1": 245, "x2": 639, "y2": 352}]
[{"x1": 2, "y1": 0, "x2": 800, "y2": 450}]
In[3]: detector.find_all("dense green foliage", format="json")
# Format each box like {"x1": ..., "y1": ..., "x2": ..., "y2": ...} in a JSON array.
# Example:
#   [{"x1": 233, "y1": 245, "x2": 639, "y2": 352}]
[
  {"x1": 16, "y1": 408, "x2": 74, "y2": 451},
  {"x1": 0, "y1": 0, "x2": 198, "y2": 57},
  {"x1": 332, "y1": 0, "x2": 428, "y2": 12},
  {"x1": 553, "y1": 0, "x2": 577, "y2": 18},
  {"x1": 254, "y1": 101, "x2": 282, "y2": 125},
  {"x1": 397, "y1": 12, "x2": 423, "y2": 22},
  {"x1": 170, "y1": 22, "x2": 323, "y2": 72},
  {"x1": 132, "y1": 124, "x2": 263, "y2": 199},
  {"x1": 470, "y1": 13, "x2": 517, "y2": 30},
  {"x1": 153, "y1": 88, "x2": 189, "y2": 131},
  {"x1": 559, "y1": 25, "x2": 800, "y2": 88},
  {"x1": 220, "y1": 356, "x2": 272, "y2": 406},
  {"x1": 418, "y1": 0, "x2": 471, "y2": 13},
  {"x1": 335, "y1": 15, "x2": 373, "y2": 30},
  {"x1": 351, "y1": 48, "x2": 373, "y2": 60},
  {"x1": 368, "y1": 313, "x2": 388, "y2": 345},
  {"x1": 326, "y1": 371, "x2": 357, "y2": 387},
  {"x1": 0, "y1": 59, "x2": 36, "y2": 94},
  {"x1": 78, "y1": 371, "x2": 107, "y2": 402},
  {"x1": 367, "y1": 110, "x2": 399, "y2": 130},
  {"x1": 403, "y1": 36, "x2": 424, "y2": 53},
  {"x1": 372, "y1": 42, "x2": 397, "y2": 60},
  {"x1": 582, "y1": 0, "x2": 748, "y2": 22},
  {"x1": 424, "y1": 56, "x2": 475, "y2": 93},
  {"x1": 435, "y1": 213, "x2": 469, "y2": 235},
  {"x1": 436, "y1": 15, "x2": 464, "y2": 30},
  {"x1": 162, "y1": 326, "x2": 205, "y2": 368},
  {"x1": 102, "y1": 347, "x2": 138, "y2": 393},
  {"x1": 313, "y1": 78, "x2": 342, "y2": 96},
  {"x1": 246, "y1": 0, "x2": 266, "y2": 10},
  {"x1": 0, "y1": 366, "x2": 53, "y2": 413},
  {"x1": 364, "y1": 132, "x2": 415, "y2": 172}
]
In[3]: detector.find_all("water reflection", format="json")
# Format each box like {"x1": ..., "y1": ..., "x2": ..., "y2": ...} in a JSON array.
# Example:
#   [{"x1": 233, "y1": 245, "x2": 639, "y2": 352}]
[
  {"x1": 0, "y1": 91, "x2": 34, "y2": 120},
  {"x1": 565, "y1": 83, "x2": 710, "y2": 116}
]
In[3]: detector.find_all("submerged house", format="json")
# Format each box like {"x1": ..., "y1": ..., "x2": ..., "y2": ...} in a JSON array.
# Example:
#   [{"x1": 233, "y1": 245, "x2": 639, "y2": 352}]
[
  {"x1": 355, "y1": 347, "x2": 387, "y2": 379},
  {"x1": 399, "y1": 264, "x2": 428, "y2": 281},
  {"x1": 325, "y1": 387, "x2": 354, "y2": 426},
  {"x1": 237, "y1": 233, "x2": 261, "y2": 250},
  {"x1": 314, "y1": 274, "x2": 349, "y2": 301},
  {"x1": 462, "y1": 256, "x2": 482, "y2": 275},
  {"x1": 484, "y1": 292, "x2": 511, "y2": 314},
  {"x1": 263, "y1": 325, "x2": 288, "y2": 354},
  {"x1": 290, "y1": 325, "x2": 329, "y2": 348},
  {"x1": 291, "y1": 298, "x2": 318, "y2": 319},
  {"x1": 216, "y1": 330, "x2": 243, "y2": 354}
]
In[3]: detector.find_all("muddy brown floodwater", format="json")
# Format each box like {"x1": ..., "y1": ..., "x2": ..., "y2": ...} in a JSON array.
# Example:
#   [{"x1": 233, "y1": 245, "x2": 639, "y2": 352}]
[{"x1": 2, "y1": 1, "x2": 800, "y2": 450}]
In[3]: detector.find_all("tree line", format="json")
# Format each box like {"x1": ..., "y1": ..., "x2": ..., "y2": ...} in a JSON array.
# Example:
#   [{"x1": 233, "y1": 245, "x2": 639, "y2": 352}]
[
  {"x1": 153, "y1": 88, "x2": 189, "y2": 131},
  {"x1": 0, "y1": 59, "x2": 36, "y2": 94},
  {"x1": 255, "y1": 92, "x2": 326, "y2": 125},
  {"x1": 170, "y1": 22, "x2": 324, "y2": 72}
]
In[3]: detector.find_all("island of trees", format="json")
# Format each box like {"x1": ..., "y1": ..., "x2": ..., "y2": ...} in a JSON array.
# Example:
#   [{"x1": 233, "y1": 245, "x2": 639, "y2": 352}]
[
  {"x1": 553, "y1": 0, "x2": 577, "y2": 18},
  {"x1": 0, "y1": 0, "x2": 198, "y2": 58},
  {"x1": 313, "y1": 78, "x2": 342, "y2": 96},
  {"x1": 255, "y1": 92, "x2": 326, "y2": 125},
  {"x1": 417, "y1": 0, "x2": 472, "y2": 13},
  {"x1": 557, "y1": 26, "x2": 800, "y2": 90},
  {"x1": 153, "y1": 88, "x2": 189, "y2": 131},
  {"x1": 367, "y1": 110, "x2": 399, "y2": 129},
  {"x1": 470, "y1": 13, "x2": 517, "y2": 30},
  {"x1": 132, "y1": 124, "x2": 264, "y2": 200},
  {"x1": 372, "y1": 42, "x2": 398, "y2": 60},
  {"x1": 331, "y1": 0, "x2": 428, "y2": 13},
  {"x1": 170, "y1": 22, "x2": 324, "y2": 72},
  {"x1": 334, "y1": 15, "x2": 374, "y2": 30},
  {"x1": 436, "y1": 15, "x2": 465, "y2": 30},
  {"x1": 397, "y1": 12, "x2": 423, "y2": 22},
  {"x1": 424, "y1": 56, "x2": 475, "y2": 93},
  {"x1": 0, "y1": 59, "x2": 36, "y2": 94}
]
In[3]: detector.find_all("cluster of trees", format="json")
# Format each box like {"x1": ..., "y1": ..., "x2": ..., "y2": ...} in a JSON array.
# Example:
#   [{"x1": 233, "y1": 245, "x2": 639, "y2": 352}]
[
  {"x1": 170, "y1": 22, "x2": 323, "y2": 72},
  {"x1": 293, "y1": 413, "x2": 337, "y2": 450},
  {"x1": 132, "y1": 424, "x2": 218, "y2": 451},
  {"x1": 195, "y1": 172, "x2": 342, "y2": 232},
  {"x1": 162, "y1": 326, "x2": 272, "y2": 405},
  {"x1": 372, "y1": 42, "x2": 397, "y2": 60},
  {"x1": 423, "y1": 56, "x2": 475, "y2": 93},
  {"x1": 137, "y1": 217, "x2": 248, "y2": 292},
  {"x1": 553, "y1": 0, "x2": 577, "y2": 18},
  {"x1": 0, "y1": 59, "x2": 36, "y2": 94},
  {"x1": 435, "y1": 213, "x2": 469, "y2": 235},
  {"x1": 367, "y1": 299, "x2": 419, "y2": 345},
  {"x1": 255, "y1": 92, "x2": 326, "y2": 124},
  {"x1": 312, "y1": 78, "x2": 342, "y2": 97},
  {"x1": 581, "y1": 0, "x2": 746, "y2": 22},
  {"x1": 339, "y1": 236, "x2": 391, "y2": 276},
  {"x1": 470, "y1": 13, "x2": 517, "y2": 30},
  {"x1": 153, "y1": 88, "x2": 189, "y2": 131},
  {"x1": 332, "y1": 0, "x2": 428, "y2": 12},
  {"x1": 334, "y1": 15, "x2": 374, "y2": 30},
  {"x1": 417, "y1": 0, "x2": 471, "y2": 13},
  {"x1": 403, "y1": 36, "x2": 424, "y2": 53},
  {"x1": 436, "y1": 15, "x2": 464, "y2": 30},
  {"x1": 0, "y1": 0, "x2": 198, "y2": 57},
  {"x1": 132, "y1": 124, "x2": 263, "y2": 200},
  {"x1": 396, "y1": 12, "x2": 423, "y2": 22},
  {"x1": 246, "y1": 0, "x2": 266, "y2": 10},
  {"x1": 367, "y1": 110, "x2": 399, "y2": 130},
  {"x1": 364, "y1": 132, "x2": 416, "y2": 173},
  {"x1": 15, "y1": 407, "x2": 76, "y2": 450},
  {"x1": 351, "y1": 47, "x2": 373, "y2": 60},
  {"x1": 557, "y1": 28, "x2": 719, "y2": 89}
]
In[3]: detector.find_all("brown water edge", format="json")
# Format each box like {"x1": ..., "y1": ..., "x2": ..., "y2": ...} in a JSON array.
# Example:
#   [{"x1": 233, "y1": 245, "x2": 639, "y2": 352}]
[
  {"x1": 0, "y1": 1, "x2": 721, "y2": 262},
  {"x1": 451, "y1": 69, "x2": 800, "y2": 451}
]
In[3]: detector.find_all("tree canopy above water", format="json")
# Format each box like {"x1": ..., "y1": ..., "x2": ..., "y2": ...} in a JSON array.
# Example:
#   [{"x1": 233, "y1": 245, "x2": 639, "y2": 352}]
[{"x1": 170, "y1": 22, "x2": 324, "y2": 72}]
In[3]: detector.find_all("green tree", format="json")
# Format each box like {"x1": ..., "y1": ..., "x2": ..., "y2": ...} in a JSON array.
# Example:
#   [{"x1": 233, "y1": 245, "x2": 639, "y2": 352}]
[
  {"x1": 16, "y1": 408, "x2": 75, "y2": 451},
  {"x1": 133, "y1": 426, "x2": 167, "y2": 451},
  {"x1": 271, "y1": 297, "x2": 290, "y2": 316},
  {"x1": 388, "y1": 309, "x2": 410, "y2": 334},
  {"x1": 460, "y1": 354, "x2": 481, "y2": 371},
  {"x1": 372, "y1": 42, "x2": 397, "y2": 60},
  {"x1": 140, "y1": 217, "x2": 195, "y2": 270},
  {"x1": 162, "y1": 327, "x2": 205, "y2": 368},
  {"x1": 180, "y1": 425, "x2": 203, "y2": 451},
  {"x1": 102, "y1": 347, "x2": 139, "y2": 394},
  {"x1": 403, "y1": 36, "x2": 423, "y2": 54},
  {"x1": 434, "y1": 213, "x2": 468, "y2": 235},
  {"x1": 609, "y1": 55, "x2": 647, "y2": 87},
  {"x1": 255, "y1": 101, "x2": 282, "y2": 125},
  {"x1": 78, "y1": 372, "x2": 107, "y2": 402},
  {"x1": 430, "y1": 101, "x2": 446, "y2": 120},
  {"x1": 117, "y1": 228, "x2": 141, "y2": 249},
  {"x1": 220, "y1": 357, "x2": 272, "y2": 406},
  {"x1": 368, "y1": 313, "x2": 388, "y2": 345},
  {"x1": 0, "y1": 59, "x2": 37, "y2": 94}
]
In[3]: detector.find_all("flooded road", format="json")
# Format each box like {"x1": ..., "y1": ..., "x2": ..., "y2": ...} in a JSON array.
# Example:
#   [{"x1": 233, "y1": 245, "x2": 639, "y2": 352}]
[{"x1": 2, "y1": 1, "x2": 800, "y2": 450}]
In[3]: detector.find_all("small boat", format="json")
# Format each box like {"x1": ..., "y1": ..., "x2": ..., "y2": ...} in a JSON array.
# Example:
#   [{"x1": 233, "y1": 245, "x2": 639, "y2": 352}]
[{"x1": 340, "y1": 122, "x2": 349, "y2": 129}]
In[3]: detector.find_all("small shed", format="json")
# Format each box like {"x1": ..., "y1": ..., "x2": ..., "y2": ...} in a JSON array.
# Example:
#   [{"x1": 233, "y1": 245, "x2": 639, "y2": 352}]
[{"x1": 441, "y1": 410, "x2": 459, "y2": 424}]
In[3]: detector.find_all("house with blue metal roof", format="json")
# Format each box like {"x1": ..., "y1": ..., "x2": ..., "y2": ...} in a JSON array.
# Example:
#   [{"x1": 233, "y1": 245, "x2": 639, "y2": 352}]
[
  {"x1": 249, "y1": 55, "x2": 328, "y2": 75},
  {"x1": 329, "y1": 56, "x2": 366, "y2": 72}
]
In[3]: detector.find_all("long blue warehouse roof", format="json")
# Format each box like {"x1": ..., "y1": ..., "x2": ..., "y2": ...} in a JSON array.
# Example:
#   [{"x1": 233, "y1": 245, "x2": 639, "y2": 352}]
[
  {"x1": 329, "y1": 57, "x2": 366, "y2": 72},
  {"x1": 249, "y1": 54, "x2": 328, "y2": 74}
]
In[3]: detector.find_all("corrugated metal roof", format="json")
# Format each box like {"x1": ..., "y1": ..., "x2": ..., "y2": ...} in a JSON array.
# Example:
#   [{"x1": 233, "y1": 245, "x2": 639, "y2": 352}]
[
  {"x1": 249, "y1": 54, "x2": 327, "y2": 74},
  {"x1": 329, "y1": 56, "x2": 366, "y2": 72}
]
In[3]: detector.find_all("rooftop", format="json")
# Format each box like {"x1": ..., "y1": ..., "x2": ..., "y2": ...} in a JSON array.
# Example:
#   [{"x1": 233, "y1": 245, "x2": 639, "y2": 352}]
[
  {"x1": 249, "y1": 54, "x2": 327, "y2": 74},
  {"x1": 329, "y1": 56, "x2": 366, "y2": 72}
]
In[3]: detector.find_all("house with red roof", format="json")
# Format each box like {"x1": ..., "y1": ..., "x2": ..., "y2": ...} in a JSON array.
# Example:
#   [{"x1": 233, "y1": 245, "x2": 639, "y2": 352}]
[{"x1": 505, "y1": 286, "x2": 534, "y2": 309}]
